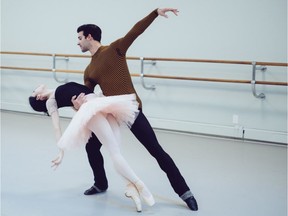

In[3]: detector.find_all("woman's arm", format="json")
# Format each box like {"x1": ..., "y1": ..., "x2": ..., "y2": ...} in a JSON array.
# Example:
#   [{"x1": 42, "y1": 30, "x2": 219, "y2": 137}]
[
  {"x1": 46, "y1": 96, "x2": 65, "y2": 169},
  {"x1": 49, "y1": 110, "x2": 64, "y2": 169},
  {"x1": 50, "y1": 110, "x2": 62, "y2": 142}
]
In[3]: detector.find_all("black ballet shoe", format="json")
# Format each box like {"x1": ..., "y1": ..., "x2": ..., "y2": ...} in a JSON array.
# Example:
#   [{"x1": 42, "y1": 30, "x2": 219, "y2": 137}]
[
  {"x1": 84, "y1": 185, "x2": 107, "y2": 195},
  {"x1": 184, "y1": 196, "x2": 198, "y2": 211}
]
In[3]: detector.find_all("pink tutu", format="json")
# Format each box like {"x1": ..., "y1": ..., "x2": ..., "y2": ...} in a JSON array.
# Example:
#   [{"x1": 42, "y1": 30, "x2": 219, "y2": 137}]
[{"x1": 57, "y1": 94, "x2": 139, "y2": 150}]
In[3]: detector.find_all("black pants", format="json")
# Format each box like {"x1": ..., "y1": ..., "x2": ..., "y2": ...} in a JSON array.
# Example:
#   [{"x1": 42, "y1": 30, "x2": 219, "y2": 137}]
[{"x1": 85, "y1": 109, "x2": 190, "y2": 197}]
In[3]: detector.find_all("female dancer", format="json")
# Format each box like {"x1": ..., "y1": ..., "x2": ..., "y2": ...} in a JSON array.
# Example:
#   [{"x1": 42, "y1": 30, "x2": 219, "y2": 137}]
[{"x1": 29, "y1": 81, "x2": 154, "y2": 212}]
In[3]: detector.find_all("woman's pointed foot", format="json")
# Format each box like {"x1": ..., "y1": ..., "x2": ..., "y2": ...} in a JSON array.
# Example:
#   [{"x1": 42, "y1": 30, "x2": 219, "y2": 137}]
[
  {"x1": 135, "y1": 180, "x2": 155, "y2": 206},
  {"x1": 125, "y1": 183, "x2": 142, "y2": 212}
]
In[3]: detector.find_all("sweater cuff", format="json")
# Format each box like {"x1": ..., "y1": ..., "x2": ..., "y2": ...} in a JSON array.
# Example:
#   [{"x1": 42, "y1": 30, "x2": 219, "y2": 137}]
[{"x1": 153, "y1": 8, "x2": 159, "y2": 16}]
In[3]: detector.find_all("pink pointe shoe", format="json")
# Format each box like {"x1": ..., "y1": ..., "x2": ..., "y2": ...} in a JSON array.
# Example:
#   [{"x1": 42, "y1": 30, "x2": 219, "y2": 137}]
[
  {"x1": 135, "y1": 180, "x2": 155, "y2": 206},
  {"x1": 125, "y1": 183, "x2": 142, "y2": 212}
]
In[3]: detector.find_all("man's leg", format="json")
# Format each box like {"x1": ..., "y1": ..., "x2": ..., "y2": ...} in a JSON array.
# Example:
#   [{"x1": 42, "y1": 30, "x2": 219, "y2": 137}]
[
  {"x1": 84, "y1": 133, "x2": 108, "y2": 195},
  {"x1": 130, "y1": 110, "x2": 198, "y2": 211}
]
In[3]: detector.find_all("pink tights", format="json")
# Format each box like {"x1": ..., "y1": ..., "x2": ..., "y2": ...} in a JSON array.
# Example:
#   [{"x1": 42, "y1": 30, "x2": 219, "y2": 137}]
[{"x1": 87, "y1": 113, "x2": 139, "y2": 184}]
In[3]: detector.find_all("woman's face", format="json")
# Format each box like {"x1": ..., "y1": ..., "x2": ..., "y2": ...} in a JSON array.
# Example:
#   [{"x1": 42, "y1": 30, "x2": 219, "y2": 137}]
[{"x1": 31, "y1": 84, "x2": 47, "y2": 100}]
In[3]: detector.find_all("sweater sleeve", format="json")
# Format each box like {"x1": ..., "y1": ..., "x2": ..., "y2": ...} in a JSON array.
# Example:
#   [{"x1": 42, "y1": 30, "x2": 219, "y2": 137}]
[{"x1": 111, "y1": 9, "x2": 158, "y2": 55}]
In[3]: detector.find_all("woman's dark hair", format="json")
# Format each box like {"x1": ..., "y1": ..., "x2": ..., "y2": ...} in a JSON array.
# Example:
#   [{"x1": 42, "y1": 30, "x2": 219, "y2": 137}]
[
  {"x1": 29, "y1": 96, "x2": 48, "y2": 114},
  {"x1": 77, "y1": 24, "x2": 102, "y2": 42}
]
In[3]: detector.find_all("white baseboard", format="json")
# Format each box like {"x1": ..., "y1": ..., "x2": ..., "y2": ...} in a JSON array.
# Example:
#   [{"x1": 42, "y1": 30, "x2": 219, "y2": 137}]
[
  {"x1": 149, "y1": 118, "x2": 287, "y2": 144},
  {"x1": 2, "y1": 102, "x2": 287, "y2": 145}
]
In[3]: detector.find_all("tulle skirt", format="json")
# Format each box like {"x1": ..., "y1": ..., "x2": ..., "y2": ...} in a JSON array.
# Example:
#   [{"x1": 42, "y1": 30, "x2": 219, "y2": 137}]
[{"x1": 57, "y1": 94, "x2": 139, "y2": 150}]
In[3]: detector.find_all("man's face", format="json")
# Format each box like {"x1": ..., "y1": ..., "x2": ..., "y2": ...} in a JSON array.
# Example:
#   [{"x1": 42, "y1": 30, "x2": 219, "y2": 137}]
[{"x1": 77, "y1": 31, "x2": 90, "y2": 53}]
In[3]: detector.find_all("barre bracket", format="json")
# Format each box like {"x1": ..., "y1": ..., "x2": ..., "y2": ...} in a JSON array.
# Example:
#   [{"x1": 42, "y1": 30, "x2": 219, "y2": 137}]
[
  {"x1": 251, "y1": 61, "x2": 267, "y2": 99},
  {"x1": 52, "y1": 54, "x2": 69, "y2": 83},
  {"x1": 140, "y1": 57, "x2": 156, "y2": 90}
]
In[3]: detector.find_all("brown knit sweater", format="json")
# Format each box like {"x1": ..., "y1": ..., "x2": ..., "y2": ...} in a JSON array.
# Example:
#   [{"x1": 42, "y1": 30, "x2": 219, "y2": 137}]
[{"x1": 83, "y1": 9, "x2": 158, "y2": 109}]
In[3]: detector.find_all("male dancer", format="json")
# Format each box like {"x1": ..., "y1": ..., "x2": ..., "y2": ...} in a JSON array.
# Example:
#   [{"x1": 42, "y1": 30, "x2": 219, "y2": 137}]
[{"x1": 73, "y1": 8, "x2": 198, "y2": 211}]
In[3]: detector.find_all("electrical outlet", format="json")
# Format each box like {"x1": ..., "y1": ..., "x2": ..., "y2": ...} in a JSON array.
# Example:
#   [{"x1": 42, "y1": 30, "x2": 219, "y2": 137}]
[{"x1": 233, "y1": 114, "x2": 239, "y2": 124}]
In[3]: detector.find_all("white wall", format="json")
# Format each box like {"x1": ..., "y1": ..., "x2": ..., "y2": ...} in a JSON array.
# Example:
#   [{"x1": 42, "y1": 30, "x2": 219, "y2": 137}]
[{"x1": 1, "y1": 0, "x2": 287, "y2": 143}]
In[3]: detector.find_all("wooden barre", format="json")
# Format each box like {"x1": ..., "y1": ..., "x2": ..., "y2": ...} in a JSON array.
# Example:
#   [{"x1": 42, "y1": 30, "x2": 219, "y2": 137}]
[
  {"x1": 1, "y1": 66, "x2": 52, "y2": 72},
  {"x1": 0, "y1": 51, "x2": 53, "y2": 57},
  {"x1": 0, "y1": 66, "x2": 83, "y2": 74},
  {"x1": 1, "y1": 66, "x2": 287, "y2": 86},
  {"x1": 0, "y1": 66, "x2": 140, "y2": 75},
  {"x1": 1, "y1": 51, "x2": 287, "y2": 67},
  {"x1": 143, "y1": 74, "x2": 288, "y2": 86},
  {"x1": 141, "y1": 57, "x2": 288, "y2": 67}
]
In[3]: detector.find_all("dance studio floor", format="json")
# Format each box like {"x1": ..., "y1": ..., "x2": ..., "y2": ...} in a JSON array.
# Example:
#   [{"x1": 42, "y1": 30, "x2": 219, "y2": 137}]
[{"x1": 1, "y1": 110, "x2": 287, "y2": 216}]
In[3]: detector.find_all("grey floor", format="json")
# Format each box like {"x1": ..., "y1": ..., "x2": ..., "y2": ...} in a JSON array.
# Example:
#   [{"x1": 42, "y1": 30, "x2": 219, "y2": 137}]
[{"x1": 1, "y1": 110, "x2": 287, "y2": 216}]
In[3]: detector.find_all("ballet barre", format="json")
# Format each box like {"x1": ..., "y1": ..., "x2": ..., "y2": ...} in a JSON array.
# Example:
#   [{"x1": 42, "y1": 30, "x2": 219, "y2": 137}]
[{"x1": 1, "y1": 51, "x2": 287, "y2": 99}]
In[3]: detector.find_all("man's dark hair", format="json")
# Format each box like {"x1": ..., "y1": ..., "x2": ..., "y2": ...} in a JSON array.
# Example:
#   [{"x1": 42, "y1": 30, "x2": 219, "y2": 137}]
[
  {"x1": 29, "y1": 96, "x2": 48, "y2": 114},
  {"x1": 77, "y1": 24, "x2": 102, "y2": 42}
]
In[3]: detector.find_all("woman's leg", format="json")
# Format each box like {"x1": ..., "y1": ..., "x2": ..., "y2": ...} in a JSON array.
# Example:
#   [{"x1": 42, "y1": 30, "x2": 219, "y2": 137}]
[
  {"x1": 87, "y1": 113, "x2": 139, "y2": 182},
  {"x1": 86, "y1": 113, "x2": 154, "y2": 206},
  {"x1": 106, "y1": 114, "x2": 142, "y2": 212}
]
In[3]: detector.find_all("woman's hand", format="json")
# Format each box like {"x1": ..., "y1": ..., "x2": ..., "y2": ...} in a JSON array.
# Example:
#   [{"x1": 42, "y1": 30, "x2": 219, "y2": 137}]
[
  {"x1": 157, "y1": 8, "x2": 179, "y2": 18},
  {"x1": 51, "y1": 149, "x2": 64, "y2": 170}
]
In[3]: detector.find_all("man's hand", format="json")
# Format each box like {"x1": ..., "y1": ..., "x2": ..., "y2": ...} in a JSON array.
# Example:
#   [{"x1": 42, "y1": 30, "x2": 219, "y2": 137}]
[
  {"x1": 157, "y1": 8, "x2": 179, "y2": 18},
  {"x1": 71, "y1": 93, "x2": 87, "y2": 110}
]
